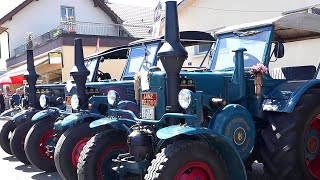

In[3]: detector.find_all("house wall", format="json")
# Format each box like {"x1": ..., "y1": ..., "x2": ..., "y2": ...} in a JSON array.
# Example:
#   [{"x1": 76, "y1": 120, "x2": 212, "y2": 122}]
[
  {"x1": 0, "y1": 32, "x2": 9, "y2": 70},
  {"x1": 163, "y1": 0, "x2": 318, "y2": 68},
  {"x1": 0, "y1": 0, "x2": 115, "y2": 64}
]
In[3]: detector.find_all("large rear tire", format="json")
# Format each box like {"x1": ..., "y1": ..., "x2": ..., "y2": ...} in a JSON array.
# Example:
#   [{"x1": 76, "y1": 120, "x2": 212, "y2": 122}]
[
  {"x1": 24, "y1": 119, "x2": 56, "y2": 172},
  {"x1": 77, "y1": 130, "x2": 128, "y2": 180},
  {"x1": 145, "y1": 140, "x2": 228, "y2": 180},
  {"x1": 0, "y1": 120, "x2": 16, "y2": 155},
  {"x1": 260, "y1": 91, "x2": 320, "y2": 179},
  {"x1": 10, "y1": 121, "x2": 34, "y2": 164},
  {"x1": 54, "y1": 122, "x2": 104, "y2": 180}
]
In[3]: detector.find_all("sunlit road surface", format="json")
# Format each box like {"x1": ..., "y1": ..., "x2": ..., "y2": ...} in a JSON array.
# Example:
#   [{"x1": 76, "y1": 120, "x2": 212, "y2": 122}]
[{"x1": 0, "y1": 120, "x2": 270, "y2": 180}]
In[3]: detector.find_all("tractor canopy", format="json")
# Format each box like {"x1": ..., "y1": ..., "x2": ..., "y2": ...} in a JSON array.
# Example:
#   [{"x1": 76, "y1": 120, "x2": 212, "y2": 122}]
[{"x1": 65, "y1": 31, "x2": 215, "y2": 113}]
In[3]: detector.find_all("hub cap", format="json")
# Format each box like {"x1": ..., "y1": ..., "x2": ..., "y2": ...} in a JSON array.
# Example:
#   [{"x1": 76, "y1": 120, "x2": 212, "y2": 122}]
[
  {"x1": 71, "y1": 137, "x2": 90, "y2": 167},
  {"x1": 305, "y1": 115, "x2": 320, "y2": 179},
  {"x1": 174, "y1": 161, "x2": 215, "y2": 180},
  {"x1": 97, "y1": 145, "x2": 128, "y2": 180},
  {"x1": 39, "y1": 130, "x2": 55, "y2": 160}
]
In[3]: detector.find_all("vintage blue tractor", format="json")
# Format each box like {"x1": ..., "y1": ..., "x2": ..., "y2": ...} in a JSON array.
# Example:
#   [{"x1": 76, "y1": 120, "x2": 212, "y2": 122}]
[
  {"x1": 53, "y1": 32, "x2": 214, "y2": 180},
  {"x1": 0, "y1": 50, "x2": 66, "y2": 164},
  {"x1": 77, "y1": 1, "x2": 320, "y2": 180}
]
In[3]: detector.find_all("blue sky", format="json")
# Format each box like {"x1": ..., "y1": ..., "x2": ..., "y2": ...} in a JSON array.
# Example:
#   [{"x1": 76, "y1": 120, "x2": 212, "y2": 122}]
[{"x1": 0, "y1": 0, "x2": 178, "y2": 19}]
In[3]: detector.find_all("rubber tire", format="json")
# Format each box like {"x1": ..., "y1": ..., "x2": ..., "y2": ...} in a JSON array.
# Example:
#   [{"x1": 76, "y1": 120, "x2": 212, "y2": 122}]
[
  {"x1": 260, "y1": 91, "x2": 320, "y2": 180},
  {"x1": 10, "y1": 120, "x2": 35, "y2": 164},
  {"x1": 24, "y1": 119, "x2": 56, "y2": 172},
  {"x1": 77, "y1": 130, "x2": 127, "y2": 180},
  {"x1": 145, "y1": 140, "x2": 228, "y2": 180},
  {"x1": 54, "y1": 122, "x2": 104, "y2": 180},
  {"x1": 0, "y1": 120, "x2": 16, "y2": 155}
]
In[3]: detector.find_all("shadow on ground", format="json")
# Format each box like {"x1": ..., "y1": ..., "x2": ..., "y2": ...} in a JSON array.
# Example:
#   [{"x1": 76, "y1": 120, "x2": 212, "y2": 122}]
[
  {"x1": 31, "y1": 172, "x2": 62, "y2": 180},
  {"x1": 3, "y1": 155, "x2": 19, "y2": 162},
  {"x1": 15, "y1": 164, "x2": 39, "y2": 173}
]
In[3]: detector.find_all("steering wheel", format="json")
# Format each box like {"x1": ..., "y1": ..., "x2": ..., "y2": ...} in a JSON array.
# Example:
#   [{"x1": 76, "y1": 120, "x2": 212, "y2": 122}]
[
  {"x1": 97, "y1": 70, "x2": 111, "y2": 81},
  {"x1": 243, "y1": 52, "x2": 260, "y2": 67}
]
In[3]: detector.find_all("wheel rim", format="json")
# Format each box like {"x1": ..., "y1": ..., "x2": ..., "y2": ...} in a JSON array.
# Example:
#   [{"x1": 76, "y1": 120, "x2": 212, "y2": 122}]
[
  {"x1": 71, "y1": 137, "x2": 90, "y2": 167},
  {"x1": 39, "y1": 130, "x2": 55, "y2": 160},
  {"x1": 305, "y1": 114, "x2": 320, "y2": 179},
  {"x1": 97, "y1": 145, "x2": 128, "y2": 180},
  {"x1": 174, "y1": 161, "x2": 215, "y2": 180}
]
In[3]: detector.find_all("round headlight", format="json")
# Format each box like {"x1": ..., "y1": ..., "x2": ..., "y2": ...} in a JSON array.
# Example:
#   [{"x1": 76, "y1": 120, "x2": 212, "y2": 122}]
[
  {"x1": 71, "y1": 94, "x2": 79, "y2": 110},
  {"x1": 178, "y1": 89, "x2": 193, "y2": 109},
  {"x1": 39, "y1": 95, "x2": 47, "y2": 108},
  {"x1": 107, "y1": 90, "x2": 118, "y2": 106}
]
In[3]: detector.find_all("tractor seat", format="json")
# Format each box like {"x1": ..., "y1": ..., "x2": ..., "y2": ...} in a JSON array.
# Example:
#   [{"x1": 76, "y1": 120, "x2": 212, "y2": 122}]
[{"x1": 270, "y1": 65, "x2": 316, "y2": 80}]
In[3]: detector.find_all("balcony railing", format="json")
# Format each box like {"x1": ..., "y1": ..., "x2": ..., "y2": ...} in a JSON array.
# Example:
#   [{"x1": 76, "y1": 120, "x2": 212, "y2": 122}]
[{"x1": 11, "y1": 21, "x2": 151, "y2": 57}]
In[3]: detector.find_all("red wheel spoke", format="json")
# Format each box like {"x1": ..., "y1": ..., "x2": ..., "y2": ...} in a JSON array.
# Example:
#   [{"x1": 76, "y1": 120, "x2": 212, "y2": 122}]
[
  {"x1": 71, "y1": 138, "x2": 90, "y2": 167},
  {"x1": 175, "y1": 161, "x2": 215, "y2": 180},
  {"x1": 306, "y1": 115, "x2": 320, "y2": 179},
  {"x1": 39, "y1": 130, "x2": 55, "y2": 160}
]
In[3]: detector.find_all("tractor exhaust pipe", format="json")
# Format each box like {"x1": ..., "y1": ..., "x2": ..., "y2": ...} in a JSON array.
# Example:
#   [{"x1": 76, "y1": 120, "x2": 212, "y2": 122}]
[
  {"x1": 24, "y1": 50, "x2": 39, "y2": 108},
  {"x1": 158, "y1": 1, "x2": 188, "y2": 115},
  {"x1": 70, "y1": 38, "x2": 90, "y2": 110}
]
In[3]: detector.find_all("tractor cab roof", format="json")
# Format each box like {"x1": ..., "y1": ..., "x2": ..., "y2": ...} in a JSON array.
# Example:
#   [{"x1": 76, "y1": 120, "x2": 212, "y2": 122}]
[
  {"x1": 216, "y1": 12, "x2": 320, "y2": 42},
  {"x1": 130, "y1": 31, "x2": 215, "y2": 46},
  {"x1": 86, "y1": 31, "x2": 215, "y2": 60}
]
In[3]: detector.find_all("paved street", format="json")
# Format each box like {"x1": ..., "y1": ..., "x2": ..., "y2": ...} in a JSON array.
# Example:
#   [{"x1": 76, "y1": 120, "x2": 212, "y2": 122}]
[{"x1": 0, "y1": 120, "x2": 271, "y2": 180}]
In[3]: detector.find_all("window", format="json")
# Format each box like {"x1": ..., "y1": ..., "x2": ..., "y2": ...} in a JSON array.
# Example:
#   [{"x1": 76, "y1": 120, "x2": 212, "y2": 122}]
[
  {"x1": 194, "y1": 43, "x2": 212, "y2": 55},
  {"x1": 61, "y1": 6, "x2": 75, "y2": 21}
]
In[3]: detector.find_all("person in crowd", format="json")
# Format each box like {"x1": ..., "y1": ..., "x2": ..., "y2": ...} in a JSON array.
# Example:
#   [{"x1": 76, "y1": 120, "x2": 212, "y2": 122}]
[
  {"x1": 0, "y1": 90, "x2": 5, "y2": 113},
  {"x1": 11, "y1": 89, "x2": 20, "y2": 106}
]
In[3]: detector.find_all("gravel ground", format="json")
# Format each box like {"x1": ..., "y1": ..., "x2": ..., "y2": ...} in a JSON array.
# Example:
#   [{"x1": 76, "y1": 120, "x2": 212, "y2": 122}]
[{"x1": 0, "y1": 120, "x2": 271, "y2": 180}]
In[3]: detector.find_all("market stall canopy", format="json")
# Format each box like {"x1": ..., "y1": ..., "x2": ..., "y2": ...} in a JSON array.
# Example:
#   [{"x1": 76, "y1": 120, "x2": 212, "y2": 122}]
[
  {"x1": 0, "y1": 75, "x2": 25, "y2": 85},
  {"x1": 0, "y1": 57, "x2": 47, "y2": 82},
  {"x1": 216, "y1": 12, "x2": 320, "y2": 42}
]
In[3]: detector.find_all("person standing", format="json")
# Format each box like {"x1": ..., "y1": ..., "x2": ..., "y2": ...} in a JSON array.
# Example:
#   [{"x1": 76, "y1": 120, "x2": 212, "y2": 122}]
[
  {"x1": 11, "y1": 89, "x2": 20, "y2": 106},
  {"x1": 0, "y1": 90, "x2": 5, "y2": 113}
]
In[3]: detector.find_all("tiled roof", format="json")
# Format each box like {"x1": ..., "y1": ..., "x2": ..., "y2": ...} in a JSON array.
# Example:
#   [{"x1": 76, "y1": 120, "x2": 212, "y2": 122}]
[{"x1": 106, "y1": 3, "x2": 154, "y2": 38}]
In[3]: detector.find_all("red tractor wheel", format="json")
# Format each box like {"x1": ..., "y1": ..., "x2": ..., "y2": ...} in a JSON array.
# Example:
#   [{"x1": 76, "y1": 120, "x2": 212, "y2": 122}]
[
  {"x1": 145, "y1": 140, "x2": 228, "y2": 180},
  {"x1": 54, "y1": 122, "x2": 104, "y2": 180},
  {"x1": 260, "y1": 91, "x2": 320, "y2": 179},
  {"x1": 24, "y1": 119, "x2": 56, "y2": 172},
  {"x1": 77, "y1": 130, "x2": 128, "y2": 180}
]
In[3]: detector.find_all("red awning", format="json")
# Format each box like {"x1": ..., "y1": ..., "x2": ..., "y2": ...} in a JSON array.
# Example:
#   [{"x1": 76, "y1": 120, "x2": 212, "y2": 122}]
[{"x1": 0, "y1": 75, "x2": 25, "y2": 85}]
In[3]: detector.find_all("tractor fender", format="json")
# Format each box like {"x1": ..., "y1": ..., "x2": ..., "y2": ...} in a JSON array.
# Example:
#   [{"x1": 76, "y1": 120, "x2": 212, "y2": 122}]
[
  {"x1": 263, "y1": 79, "x2": 320, "y2": 113},
  {"x1": 31, "y1": 108, "x2": 59, "y2": 122},
  {"x1": 54, "y1": 112, "x2": 105, "y2": 130},
  {"x1": 12, "y1": 109, "x2": 30, "y2": 122},
  {"x1": 89, "y1": 117, "x2": 136, "y2": 131},
  {"x1": 157, "y1": 125, "x2": 247, "y2": 180},
  {"x1": 0, "y1": 107, "x2": 21, "y2": 117}
]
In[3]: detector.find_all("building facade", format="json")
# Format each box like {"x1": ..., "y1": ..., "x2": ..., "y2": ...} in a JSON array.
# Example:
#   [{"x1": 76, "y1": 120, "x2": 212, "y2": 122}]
[
  {"x1": 161, "y1": 0, "x2": 320, "y2": 69},
  {"x1": 0, "y1": 0, "x2": 139, "y2": 89}
]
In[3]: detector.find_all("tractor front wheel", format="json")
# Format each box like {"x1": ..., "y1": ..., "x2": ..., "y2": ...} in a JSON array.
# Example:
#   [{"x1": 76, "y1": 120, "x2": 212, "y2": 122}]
[
  {"x1": 54, "y1": 122, "x2": 104, "y2": 180},
  {"x1": 24, "y1": 119, "x2": 56, "y2": 172},
  {"x1": 260, "y1": 91, "x2": 320, "y2": 179},
  {"x1": 77, "y1": 130, "x2": 128, "y2": 180},
  {"x1": 145, "y1": 140, "x2": 228, "y2": 180},
  {"x1": 0, "y1": 120, "x2": 16, "y2": 155},
  {"x1": 10, "y1": 121, "x2": 34, "y2": 164}
]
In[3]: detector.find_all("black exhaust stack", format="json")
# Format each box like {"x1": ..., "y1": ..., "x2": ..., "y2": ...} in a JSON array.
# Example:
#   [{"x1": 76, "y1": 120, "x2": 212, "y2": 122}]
[
  {"x1": 24, "y1": 50, "x2": 39, "y2": 108},
  {"x1": 158, "y1": 1, "x2": 188, "y2": 114},
  {"x1": 70, "y1": 39, "x2": 90, "y2": 110}
]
